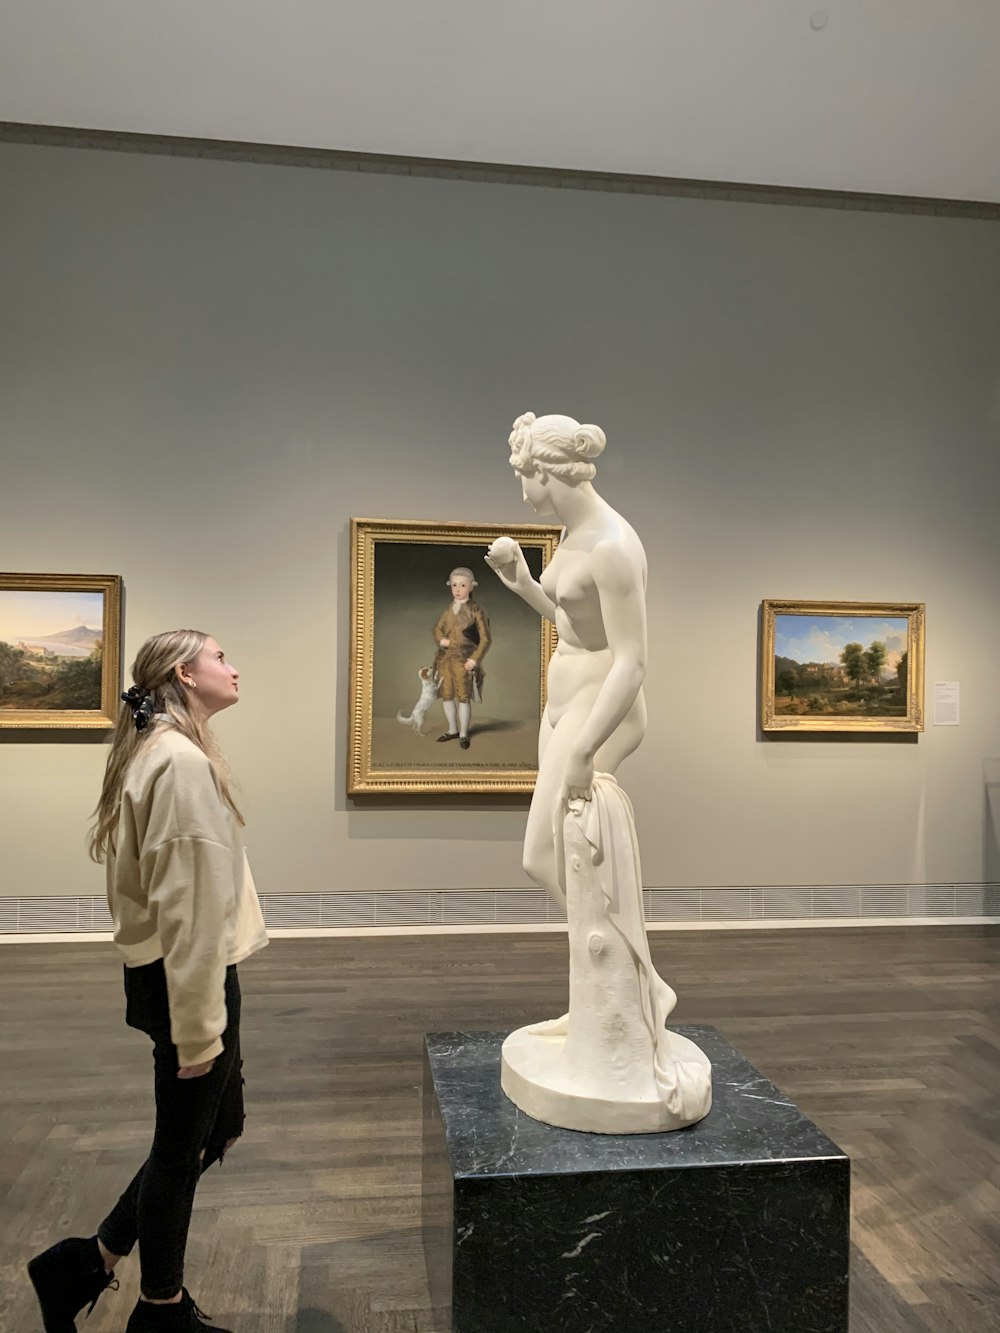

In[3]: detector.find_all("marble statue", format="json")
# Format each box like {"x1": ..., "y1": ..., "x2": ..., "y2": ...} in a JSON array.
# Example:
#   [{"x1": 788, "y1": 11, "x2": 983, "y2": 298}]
[{"x1": 486, "y1": 412, "x2": 712, "y2": 1134}]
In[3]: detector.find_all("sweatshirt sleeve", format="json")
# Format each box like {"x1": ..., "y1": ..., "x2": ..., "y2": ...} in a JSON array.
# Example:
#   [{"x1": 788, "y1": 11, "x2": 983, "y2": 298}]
[{"x1": 141, "y1": 834, "x2": 233, "y2": 1066}]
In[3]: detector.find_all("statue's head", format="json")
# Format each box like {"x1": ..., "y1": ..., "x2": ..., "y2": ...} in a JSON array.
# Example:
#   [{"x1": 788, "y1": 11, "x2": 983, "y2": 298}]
[{"x1": 508, "y1": 412, "x2": 606, "y2": 484}]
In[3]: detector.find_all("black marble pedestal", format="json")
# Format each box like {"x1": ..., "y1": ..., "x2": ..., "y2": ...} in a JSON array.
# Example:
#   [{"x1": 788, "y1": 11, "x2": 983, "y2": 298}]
[{"x1": 422, "y1": 1026, "x2": 849, "y2": 1333}]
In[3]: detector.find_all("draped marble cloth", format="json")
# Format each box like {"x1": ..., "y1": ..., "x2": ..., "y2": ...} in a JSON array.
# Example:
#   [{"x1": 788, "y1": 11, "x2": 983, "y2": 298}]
[{"x1": 556, "y1": 773, "x2": 712, "y2": 1123}]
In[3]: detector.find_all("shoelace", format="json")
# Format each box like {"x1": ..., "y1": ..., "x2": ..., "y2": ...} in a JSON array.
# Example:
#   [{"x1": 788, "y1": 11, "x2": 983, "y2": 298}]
[
  {"x1": 86, "y1": 1276, "x2": 119, "y2": 1316},
  {"x1": 184, "y1": 1290, "x2": 213, "y2": 1323}
]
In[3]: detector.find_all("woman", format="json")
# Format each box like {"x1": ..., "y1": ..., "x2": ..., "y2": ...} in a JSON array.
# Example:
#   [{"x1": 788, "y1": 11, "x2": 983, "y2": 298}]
[
  {"x1": 28, "y1": 630, "x2": 267, "y2": 1333},
  {"x1": 486, "y1": 411, "x2": 647, "y2": 908}
]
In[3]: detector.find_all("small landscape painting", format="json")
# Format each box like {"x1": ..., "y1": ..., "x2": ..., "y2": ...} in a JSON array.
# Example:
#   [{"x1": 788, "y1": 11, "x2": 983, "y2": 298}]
[
  {"x1": 0, "y1": 573, "x2": 123, "y2": 729},
  {"x1": 760, "y1": 600, "x2": 924, "y2": 733}
]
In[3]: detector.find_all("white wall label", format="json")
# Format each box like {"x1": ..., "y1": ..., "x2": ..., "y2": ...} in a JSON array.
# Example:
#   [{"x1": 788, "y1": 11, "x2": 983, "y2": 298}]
[{"x1": 933, "y1": 681, "x2": 960, "y2": 726}]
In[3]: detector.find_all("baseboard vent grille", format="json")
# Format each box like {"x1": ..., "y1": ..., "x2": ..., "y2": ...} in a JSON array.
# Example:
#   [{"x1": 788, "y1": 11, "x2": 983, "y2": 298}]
[{"x1": 1, "y1": 883, "x2": 997, "y2": 935}]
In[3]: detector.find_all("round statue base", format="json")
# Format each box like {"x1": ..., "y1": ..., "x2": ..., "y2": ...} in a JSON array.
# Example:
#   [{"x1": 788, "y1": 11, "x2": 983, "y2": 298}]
[{"x1": 501, "y1": 1024, "x2": 713, "y2": 1135}]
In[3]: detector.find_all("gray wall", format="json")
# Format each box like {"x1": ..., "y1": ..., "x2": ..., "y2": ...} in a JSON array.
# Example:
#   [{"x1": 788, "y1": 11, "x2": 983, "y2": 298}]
[
  {"x1": 3, "y1": 2, "x2": 1000, "y2": 200},
  {"x1": 1, "y1": 140, "x2": 999, "y2": 902}
]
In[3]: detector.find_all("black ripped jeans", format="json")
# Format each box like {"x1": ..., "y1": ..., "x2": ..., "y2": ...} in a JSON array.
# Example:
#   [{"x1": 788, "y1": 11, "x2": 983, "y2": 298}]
[{"x1": 97, "y1": 960, "x2": 245, "y2": 1300}]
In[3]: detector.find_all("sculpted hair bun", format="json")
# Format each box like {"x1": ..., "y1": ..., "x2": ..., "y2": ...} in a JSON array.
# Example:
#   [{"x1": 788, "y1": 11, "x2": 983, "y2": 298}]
[{"x1": 572, "y1": 425, "x2": 606, "y2": 460}]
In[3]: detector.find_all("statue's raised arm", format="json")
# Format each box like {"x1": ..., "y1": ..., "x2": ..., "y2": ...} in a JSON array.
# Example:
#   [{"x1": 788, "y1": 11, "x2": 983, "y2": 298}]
[{"x1": 485, "y1": 535, "x2": 557, "y2": 622}]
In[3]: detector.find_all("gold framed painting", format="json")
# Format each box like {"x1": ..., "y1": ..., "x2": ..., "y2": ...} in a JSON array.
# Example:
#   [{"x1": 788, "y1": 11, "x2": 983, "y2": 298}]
[
  {"x1": 0, "y1": 572, "x2": 123, "y2": 729},
  {"x1": 761, "y1": 599, "x2": 925, "y2": 733},
  {"x1": 348, "y1": 518, "x2": 561, "y2": 795}
]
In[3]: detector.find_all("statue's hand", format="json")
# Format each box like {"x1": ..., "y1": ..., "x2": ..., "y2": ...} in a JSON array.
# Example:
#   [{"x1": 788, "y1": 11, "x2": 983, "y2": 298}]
[
  {"x1": 485, "y1": 538, "x2": 528, "y2": 591},
  {"x1": 561, "y1": 749, "x2": 595, "y2": 808}
]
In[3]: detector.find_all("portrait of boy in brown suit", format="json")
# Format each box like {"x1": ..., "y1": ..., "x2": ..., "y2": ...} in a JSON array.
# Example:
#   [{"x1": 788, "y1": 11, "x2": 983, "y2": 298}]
[{"x1": 433, "y1": 567, "x2": 491, "y2": 749}]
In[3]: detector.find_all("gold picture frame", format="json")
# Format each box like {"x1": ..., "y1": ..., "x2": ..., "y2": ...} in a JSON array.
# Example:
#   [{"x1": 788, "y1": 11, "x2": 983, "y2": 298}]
[
  {"x1": 348, "y1": 518, "x2": 561, "y2": 795},
  {"x1": 761, "y1": 599, "x2": 925, "y2": 733},
  {"x1": 0, "y1": 572, "x2": 123, "y2": 730}
]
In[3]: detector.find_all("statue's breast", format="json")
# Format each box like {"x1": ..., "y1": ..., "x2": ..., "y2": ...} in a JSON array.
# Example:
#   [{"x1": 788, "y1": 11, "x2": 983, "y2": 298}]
[{"x1": 553, "y1": 556, "x2": 598, "y2": 616}]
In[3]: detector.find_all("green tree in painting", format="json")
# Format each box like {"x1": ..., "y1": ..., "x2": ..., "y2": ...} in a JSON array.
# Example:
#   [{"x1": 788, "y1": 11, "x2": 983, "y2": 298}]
[
  {"x1": 896, "y1": 650, "x2": 908, "y2": 694},
  {"x1": 776, "y1": 668, "x2": 797, "y2": 699},
  {"x1": 864, "y1": 640, "x2": 887, "y2": 686},
  {"x1": 840, "y1": 642, "x2": 866, "y2": 687},
  {"x1": 0, "y1": 641, "x2": 29, "y2": 699},
  {"x1": 49, "y1": 653, "x2": 102, "y2": 708}
]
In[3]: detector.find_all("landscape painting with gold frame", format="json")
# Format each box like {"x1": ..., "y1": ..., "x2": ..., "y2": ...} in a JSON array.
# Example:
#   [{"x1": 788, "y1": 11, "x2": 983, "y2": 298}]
[
  {"x1": 349, "y1": 519, "x2": 561, "y2": 794},
  {"x1": 761, "y1": 600, "x2": 924, "y2": 733},
  {"x1": 0, "y1": 572, "x2": 123, "y2": 729}
]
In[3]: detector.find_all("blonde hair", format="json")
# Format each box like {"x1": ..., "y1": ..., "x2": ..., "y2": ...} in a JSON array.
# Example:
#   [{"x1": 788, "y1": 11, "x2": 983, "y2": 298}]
[
  {"x1": 88, "y1": 629, "x2": 244, "y2": 862},
  {"x1": 508, "y1": 411, "x2": 606, "y2": 483}
]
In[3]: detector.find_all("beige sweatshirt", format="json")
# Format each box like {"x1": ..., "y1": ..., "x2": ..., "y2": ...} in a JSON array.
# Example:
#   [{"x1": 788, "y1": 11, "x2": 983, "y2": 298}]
[{"x1": 107, "y1": 725, "x2": 268, "y2": 1066}]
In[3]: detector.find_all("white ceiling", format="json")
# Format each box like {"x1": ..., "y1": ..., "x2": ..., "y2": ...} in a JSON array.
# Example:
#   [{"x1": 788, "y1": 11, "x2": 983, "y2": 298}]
[{"x1": 2, "y1": 0, "x2": 999, "y2": 202}]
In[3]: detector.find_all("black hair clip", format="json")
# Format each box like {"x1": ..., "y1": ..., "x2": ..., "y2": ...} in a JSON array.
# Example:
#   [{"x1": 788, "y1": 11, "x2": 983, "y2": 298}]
[{"x1": 121, "y1": 685, "x2": 156, "y2": 733}]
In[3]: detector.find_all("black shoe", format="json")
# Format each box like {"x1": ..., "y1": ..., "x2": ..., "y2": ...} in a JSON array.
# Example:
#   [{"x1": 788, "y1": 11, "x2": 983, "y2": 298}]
[
  {"x1": 27, "y1": 1235, "x2": 118, "y2": 1332},
  {"x1": 125, "y1": 1288, "x2": 231, "y2": 1331},
  {"x1": 436, "y1": 732, "x2": 459, "y2": 742},
  {"x1": 459, "y1": 735, "x2": 471, "y2": 749}
]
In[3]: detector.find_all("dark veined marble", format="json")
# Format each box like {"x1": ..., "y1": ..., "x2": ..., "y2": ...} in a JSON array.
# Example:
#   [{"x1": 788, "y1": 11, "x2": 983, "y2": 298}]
[{"x1": 422, "y1": 1026, "x2": 849, "y2": 1333}]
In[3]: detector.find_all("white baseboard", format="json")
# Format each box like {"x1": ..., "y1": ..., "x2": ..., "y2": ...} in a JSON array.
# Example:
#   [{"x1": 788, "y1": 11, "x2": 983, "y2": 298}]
[{"x1": 2, "y1": 916, "x2": 998, "y2": 946}]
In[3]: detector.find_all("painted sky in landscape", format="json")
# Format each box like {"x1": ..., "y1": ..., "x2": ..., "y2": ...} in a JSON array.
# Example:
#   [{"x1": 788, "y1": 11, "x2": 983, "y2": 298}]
[
  {"x1": 0, "y1": 590, "x2": 104, "y2": 640},
  {"x1": 775, "y1": 615, "x2": 908, "y2": 671}
]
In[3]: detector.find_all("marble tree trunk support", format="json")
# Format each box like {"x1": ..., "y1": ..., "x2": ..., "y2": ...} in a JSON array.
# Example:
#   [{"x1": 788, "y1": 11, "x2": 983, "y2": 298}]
[
  {"x1": 502, "y1": 776, "x2": 711, "y2": 1132},
  {"x1": 487, "y1": 412, "x2": 711, "y2": 1135}
]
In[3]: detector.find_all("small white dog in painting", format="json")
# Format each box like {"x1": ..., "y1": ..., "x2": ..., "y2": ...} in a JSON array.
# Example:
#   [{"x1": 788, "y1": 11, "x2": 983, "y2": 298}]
[{"x1": 396, "y1": 666, "x2": 440, "y2": 735}]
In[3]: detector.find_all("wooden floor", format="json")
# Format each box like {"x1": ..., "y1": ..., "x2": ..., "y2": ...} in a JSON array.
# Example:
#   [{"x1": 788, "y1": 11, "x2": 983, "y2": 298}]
[{"x1": 2, "y1": 926, "x2": 999, "y2": 1333}]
